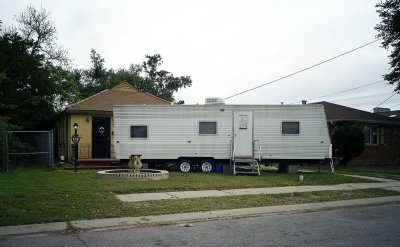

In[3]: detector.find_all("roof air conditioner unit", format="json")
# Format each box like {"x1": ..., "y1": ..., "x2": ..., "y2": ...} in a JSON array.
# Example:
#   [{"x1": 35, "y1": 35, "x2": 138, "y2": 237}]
[{"x1": 205, "y1": 98, "x2": 225, "y2": 104}]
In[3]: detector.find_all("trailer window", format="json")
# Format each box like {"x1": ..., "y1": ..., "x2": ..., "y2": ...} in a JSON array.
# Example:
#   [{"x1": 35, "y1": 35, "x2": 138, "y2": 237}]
[
  {"x1": 130, "y1": 126, "x2": 148, "y2": 138},
  {"x1": 199, "y1": 122, "x2": 217, "y2": 135},
  {"x1": 282, "y1": 122, "x2": 299, "y2": 135}
]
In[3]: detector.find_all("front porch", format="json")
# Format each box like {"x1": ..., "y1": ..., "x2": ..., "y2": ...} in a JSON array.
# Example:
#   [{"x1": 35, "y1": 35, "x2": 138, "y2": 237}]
[
  {"x1": 64, "y1": 158, "x2": 125, "y2": 170},
  {"x1": 76, "y1": 143, "x2": 116, "y2": 160}
]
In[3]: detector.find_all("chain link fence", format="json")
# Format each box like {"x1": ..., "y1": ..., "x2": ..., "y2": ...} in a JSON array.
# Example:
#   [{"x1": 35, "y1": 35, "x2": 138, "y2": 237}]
[{"x1": 2, "y1": 131, "x2": 54, "y2": 172}]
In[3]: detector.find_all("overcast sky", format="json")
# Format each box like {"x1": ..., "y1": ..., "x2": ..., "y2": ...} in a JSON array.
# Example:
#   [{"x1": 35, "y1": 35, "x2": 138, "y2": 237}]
[{"x1": 1, "y1": 0, "x2": 398, "y2": 111}]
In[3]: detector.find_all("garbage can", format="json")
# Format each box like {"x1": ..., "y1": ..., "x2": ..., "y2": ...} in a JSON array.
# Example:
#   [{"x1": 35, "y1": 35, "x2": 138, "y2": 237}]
[{"x1": 215, "y1": 163, "x2": 223, "y2": 173}]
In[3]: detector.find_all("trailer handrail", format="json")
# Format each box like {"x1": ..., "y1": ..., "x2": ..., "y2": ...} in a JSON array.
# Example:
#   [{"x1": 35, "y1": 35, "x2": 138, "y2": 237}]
[
  {"x1": 253, "y1": 140, "x2": 262, "y2": 162},
  {"x1": 230, "y1": 140, "x2": 235, "y2": 161},
  {"x1": 230, "y1": 139, "x2": 236, "y2": 174}
]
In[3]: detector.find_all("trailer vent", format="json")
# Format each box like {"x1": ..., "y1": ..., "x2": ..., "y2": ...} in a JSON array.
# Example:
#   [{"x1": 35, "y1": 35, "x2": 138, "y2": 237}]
[{"x1": 205, "y1": 98, "x2": 225, "y2": 104}]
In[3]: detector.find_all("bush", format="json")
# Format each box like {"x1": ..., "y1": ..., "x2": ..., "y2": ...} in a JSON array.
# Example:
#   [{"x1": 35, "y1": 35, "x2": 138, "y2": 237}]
[{"x1": 332, "y1": 124, "x2": 365, "y2": 164}]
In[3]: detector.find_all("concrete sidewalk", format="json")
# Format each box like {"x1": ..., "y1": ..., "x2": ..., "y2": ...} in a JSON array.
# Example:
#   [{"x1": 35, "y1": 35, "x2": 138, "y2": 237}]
[
  {"x1": 1, "y1": 174, "x2": 400, "y2": 237},
  {"x1": 116, "y1": 174, "x2": 400, "y2": 202}
]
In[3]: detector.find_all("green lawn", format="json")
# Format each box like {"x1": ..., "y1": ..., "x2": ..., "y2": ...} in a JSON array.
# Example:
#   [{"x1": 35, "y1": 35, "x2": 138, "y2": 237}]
[
  {"x1": 0, "y1": 167, "x2": 397, "y2": 226},
  {"x1": 303, "y1": 164, "x2": 400, "y2": 180}
]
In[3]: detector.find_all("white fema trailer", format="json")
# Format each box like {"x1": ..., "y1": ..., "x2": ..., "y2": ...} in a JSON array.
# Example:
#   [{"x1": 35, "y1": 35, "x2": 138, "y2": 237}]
[{"x1": 113, "y1": 99, "x2": 332, "y2": 175}]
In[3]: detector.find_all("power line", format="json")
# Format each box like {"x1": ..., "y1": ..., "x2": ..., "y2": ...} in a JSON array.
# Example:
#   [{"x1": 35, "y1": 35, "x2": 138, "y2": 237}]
[
  {"x1": 323, "y1": 91, "x2": 392, "y2": 103},
  {"x1": 390, "y1": 102, "x2": 400, "y2": 108},
  {"x1": 371, "y1": 92, "x2": 398, "y2": 111},
  {"x1": 330, "y1": 98, "x2": 400, "y2": 107},
  {"x1": 224, "y1": 39, "x2": 382, "y2": 100},
  {"x1": 289, "y1": 79, "x2": 385, "y2": 104}
]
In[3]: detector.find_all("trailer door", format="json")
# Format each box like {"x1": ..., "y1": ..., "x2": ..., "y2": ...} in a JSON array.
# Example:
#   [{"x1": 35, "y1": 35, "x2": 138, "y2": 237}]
[{"x1": 233, "y1": 112, "x2": 253, "y2": 158}]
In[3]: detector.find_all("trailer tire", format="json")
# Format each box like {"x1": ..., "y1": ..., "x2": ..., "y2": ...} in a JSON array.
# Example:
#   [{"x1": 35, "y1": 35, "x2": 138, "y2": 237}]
[
  {"x1": 178, "y1": 160, "x2": 192, "y2": 173},
  {"x1": 200, "y1": 160, "x2": 213, "y2": 173}
]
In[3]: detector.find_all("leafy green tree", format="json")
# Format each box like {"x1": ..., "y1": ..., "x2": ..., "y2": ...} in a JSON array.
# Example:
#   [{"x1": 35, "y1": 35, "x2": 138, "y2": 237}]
[
  {"x1": 331, "y1": 124, "x2": 365, "y2": 164},
  {"x1": 0, "y1": 28, "x2": 55, "y2": 129},
  {"x1": 50, "y1": 65, "x2": 81, "y2": 111},
  {"x1": 14, "y1": 6, "x2": 80, "y2": 110},
  {"x1": 109, "y1": 66, "x2": 149, "y2": 92},
  {"x1": 376, "y1": 0, "x2": 400, "y2": 91},
  {"x1": 78, "y1": 52, "x2": 192, "y2": 102},
  {"x1": 142, "y1": 54, "x2": 192, "y2": 102},
  {"x1": 78, "y1": 49, "x2": 112, "y2": 98}
]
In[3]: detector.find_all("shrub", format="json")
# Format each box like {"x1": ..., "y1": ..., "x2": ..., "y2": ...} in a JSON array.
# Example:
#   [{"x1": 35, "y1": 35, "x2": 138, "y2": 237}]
[{"x1": 332, "y1": 124, "x2": 365, "y2": 164}]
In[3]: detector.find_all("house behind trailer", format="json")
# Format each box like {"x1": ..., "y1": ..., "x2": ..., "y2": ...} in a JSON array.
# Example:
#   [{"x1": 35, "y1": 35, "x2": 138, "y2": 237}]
[{"x1": 113, "y1": 103, "x2": 331, "y2": 174}]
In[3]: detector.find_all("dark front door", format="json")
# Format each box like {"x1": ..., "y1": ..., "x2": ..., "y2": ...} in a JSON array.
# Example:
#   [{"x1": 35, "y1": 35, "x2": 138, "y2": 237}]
[{"x1": 92, "y1": 117, "x2": 111, "y2": 158}]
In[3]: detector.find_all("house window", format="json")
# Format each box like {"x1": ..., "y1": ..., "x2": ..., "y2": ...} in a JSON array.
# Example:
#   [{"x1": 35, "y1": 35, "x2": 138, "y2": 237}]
[
  {"x1": 130, "y1": 126, "x2": 148, "y2": 138},
  {"x1": 199, "y1": 122, "x2": 217, "y2": 135},
  {"x1": 364, "y1": 125, "x2": 378, "y2": 145},
  {"x1": 282, "y1": 122, "x2": 300, "y2": 135}
]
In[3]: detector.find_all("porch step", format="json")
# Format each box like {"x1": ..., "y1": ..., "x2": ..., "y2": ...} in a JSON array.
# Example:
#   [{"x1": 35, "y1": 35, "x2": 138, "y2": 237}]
[
  {"x1": 64, "y1": 164, "x2": 127, "y2": 170},
  {"x1": 77, "y1": 158, "x2": 121, "y2": 166}
]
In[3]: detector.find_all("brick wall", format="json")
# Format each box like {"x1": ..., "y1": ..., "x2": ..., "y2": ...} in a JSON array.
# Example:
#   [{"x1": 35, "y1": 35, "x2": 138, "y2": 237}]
[{"x1": 350, "y1": 125, "x2": 400, "y2": 165}]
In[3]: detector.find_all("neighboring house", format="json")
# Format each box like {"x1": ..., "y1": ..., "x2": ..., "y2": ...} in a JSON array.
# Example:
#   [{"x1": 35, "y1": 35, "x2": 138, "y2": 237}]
[
  {"x1": 53, "y1": 81, "x2": 170, "y2": 162},
  {"x1": 377, "y1": 110, "x2": 400, "y2": 120},
  {"x1": 316, "y1": 101, "x2": 400, "y2": 165}
]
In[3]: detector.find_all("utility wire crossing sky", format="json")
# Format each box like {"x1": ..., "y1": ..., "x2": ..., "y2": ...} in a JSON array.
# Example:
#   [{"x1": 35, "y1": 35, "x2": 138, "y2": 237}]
[
  {"x1": 0, "y1": 0, "x2": 398, "y2": 111},
  {"x1": 224, "y1": 39, "x2": 382, "y2": 100}
]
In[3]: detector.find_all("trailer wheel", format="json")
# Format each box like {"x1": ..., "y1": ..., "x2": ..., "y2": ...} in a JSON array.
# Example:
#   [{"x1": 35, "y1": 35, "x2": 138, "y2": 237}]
[
  {"x1": 200, "y1": 160, "x2": 213, "y2": 173},
  {"x1": 178, "y1": 160, "x2": 192, "y2": 173}
]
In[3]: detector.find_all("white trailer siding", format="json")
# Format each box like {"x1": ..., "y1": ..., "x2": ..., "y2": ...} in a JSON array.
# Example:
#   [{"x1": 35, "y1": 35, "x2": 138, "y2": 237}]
[
  {"x1": 253, "y1": 108, "x2": 330, "y2": 160},
  {"x1": 113, "y1": 104, "x2": 331, "y2": 161}
]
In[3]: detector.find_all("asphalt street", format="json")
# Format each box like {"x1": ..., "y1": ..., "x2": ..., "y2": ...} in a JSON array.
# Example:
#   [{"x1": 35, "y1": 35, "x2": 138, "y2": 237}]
[{"x1": 1, "y1": 202, "x2": 400, "y2": 247}]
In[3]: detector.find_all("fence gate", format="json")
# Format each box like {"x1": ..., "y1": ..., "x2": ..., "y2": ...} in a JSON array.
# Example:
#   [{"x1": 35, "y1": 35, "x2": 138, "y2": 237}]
[{"x1": 2, "y1": 131, "x2": 54, "y2": 172}]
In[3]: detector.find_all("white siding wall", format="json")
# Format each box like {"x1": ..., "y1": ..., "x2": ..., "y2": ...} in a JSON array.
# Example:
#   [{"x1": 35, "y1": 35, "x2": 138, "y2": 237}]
[{"x1": 113, "y1": 104, "x2": 331, "y2": 161}]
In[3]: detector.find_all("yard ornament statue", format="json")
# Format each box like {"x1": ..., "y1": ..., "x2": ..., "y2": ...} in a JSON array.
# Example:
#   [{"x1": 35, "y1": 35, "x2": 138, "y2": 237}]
[{"x1": 128, "y1": 154, "x2": 142, "y2": 174}]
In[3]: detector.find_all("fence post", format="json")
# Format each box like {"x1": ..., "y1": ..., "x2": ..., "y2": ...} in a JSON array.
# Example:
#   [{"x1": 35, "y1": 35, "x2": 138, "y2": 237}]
[
  {"x1": 3, "y1": 131, "x2": 8, "y2": 173},
  {"x1": 50, "y1": 130, "x2": 54, "y2": 168},
  {"x1": 48, "y1": 131, "x2": 51, "y2": 168},
  {"x1": 48, "y1": 130, "x2": 53, "y2": 168}
]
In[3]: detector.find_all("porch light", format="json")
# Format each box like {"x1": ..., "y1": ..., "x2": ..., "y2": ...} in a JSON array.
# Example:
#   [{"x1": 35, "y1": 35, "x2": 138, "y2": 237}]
[{"x1": 72, "y1": 123, "x2": 80, "y2": 172}]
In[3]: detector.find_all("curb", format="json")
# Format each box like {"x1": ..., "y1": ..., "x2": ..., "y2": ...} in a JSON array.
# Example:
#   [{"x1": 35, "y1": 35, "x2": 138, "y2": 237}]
[{"x1": 1, "y1": 195, "x2": 400, "y2": 237}]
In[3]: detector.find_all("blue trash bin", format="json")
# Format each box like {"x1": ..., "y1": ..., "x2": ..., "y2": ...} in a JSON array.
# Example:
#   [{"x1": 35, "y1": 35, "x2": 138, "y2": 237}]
[{"x1": 215, "y1": 163, "x2": 223, "y2": 173}]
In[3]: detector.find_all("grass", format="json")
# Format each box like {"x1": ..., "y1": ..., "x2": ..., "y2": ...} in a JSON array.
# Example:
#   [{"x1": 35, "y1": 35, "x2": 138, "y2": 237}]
[
  {"x1": 303, "y1": 164, "x2": 400, "y2": 181},
  {"x1": 0, "y1": 166, "x2": 397, "y2": 226},
  {"x1": 131, "y1": 188, "x2": 399, "y2": 216}
]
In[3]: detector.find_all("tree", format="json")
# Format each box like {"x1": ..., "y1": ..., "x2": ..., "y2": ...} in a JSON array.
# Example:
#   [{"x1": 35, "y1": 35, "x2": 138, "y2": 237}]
[
  {"x1": 142, "y1": 54, "x2": 192, "y2": 102},
  {"x1": 375, "y1": 0, "x2": 400, "y2": 91},
  {"x1": 77, "y1": 52, "x2": 192, "y2": 102},
  {"x1": 13, "y1": 6, "x2": 80, "y2": 110},
  {"x1": 50, "y1": 65, "x2": 81, "y2": 111},
  {"x1": 15, "y1": 5, "x2": 69, "y2": 66},
  {"x1": 77, "y1": 49, "x2": 113, "y2": 99},
  {"x1": 109, "y1": 66, "x2": 149, "y2": 92},
  {"x1": 0, "y1": 27, "x2": 55, "y2": 129},
  {"x1": 331, "y1": 125, "x2": 365, "y2": 164}
]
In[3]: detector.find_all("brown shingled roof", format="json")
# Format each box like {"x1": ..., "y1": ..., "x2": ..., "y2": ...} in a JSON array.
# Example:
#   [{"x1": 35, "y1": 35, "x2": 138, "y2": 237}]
[
  {"x1": 66, "y1": 81, "x2": 170, "y2": 113},
  {"x1": 315, "y1": 101, "x2": 400, "y2": 125}
]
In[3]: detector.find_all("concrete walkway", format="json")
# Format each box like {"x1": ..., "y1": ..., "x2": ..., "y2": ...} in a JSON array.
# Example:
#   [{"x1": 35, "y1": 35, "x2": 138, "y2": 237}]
[
  {"x1": 116, "y1": 174, "x2": 400, "y2": 202},
  {"x1": 1, "y1": 175, "x2": 400, "y2": 237}
]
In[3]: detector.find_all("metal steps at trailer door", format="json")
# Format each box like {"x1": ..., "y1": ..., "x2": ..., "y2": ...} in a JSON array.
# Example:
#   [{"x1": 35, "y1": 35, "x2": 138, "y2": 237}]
[
  {"x1": 234, "y1": 158, "x2": 257, "y2": 163},
  {"x1": 233, "y1": 158, "x2": 260, "y2": 175}
]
